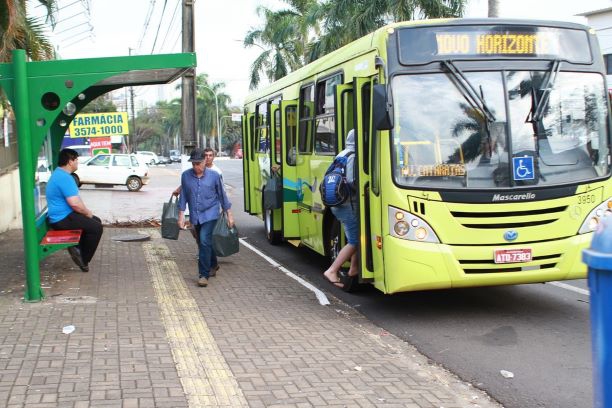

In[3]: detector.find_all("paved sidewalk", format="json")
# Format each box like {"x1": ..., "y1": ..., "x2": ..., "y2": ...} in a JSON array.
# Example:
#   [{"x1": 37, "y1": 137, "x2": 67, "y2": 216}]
[{"x1": 0, "y1": 228, "x2": 502, "y2": 407}]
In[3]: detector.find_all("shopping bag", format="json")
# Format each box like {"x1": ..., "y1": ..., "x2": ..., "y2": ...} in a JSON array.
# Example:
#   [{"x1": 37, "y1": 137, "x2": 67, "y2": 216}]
[
  {"x1": 213, "y1": 212, "x2": 239, "y2": 256},
  {"x1": 263, "y1": 172, "x2": 283, "y2": 209},
  {"x1": 161, "y1": 195, "x2": 180, "y2": 240}
]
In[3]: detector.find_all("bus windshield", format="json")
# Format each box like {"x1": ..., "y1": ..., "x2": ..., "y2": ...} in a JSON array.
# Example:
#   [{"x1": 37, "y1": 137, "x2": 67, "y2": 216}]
[{"x1": 391, "y1": 70, "x2": 610, "y2": 189}]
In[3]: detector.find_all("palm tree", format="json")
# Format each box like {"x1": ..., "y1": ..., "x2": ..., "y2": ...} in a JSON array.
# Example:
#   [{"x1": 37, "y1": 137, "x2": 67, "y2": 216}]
[
  {"x1": 194, "y1": 74, "x2": 231, "y2": 149},
  {"x1": 174, "y1": 74, "x2": 232, "y2": 149},
  {"x1": 0, "y1": 0, "x2": 57, "y2": 62},
  {"x1": 0, "y1": 0, "x2": 57, "y2": 155},
  {"x1": 245, "y1": 0, "x2": 467, "y2": 89},
  {"x1": 244, "y1": 0, "x2": 319, "y2": 89},
  {"x1": 311, "y1": 0, "x2": 466, "y2": 60}
]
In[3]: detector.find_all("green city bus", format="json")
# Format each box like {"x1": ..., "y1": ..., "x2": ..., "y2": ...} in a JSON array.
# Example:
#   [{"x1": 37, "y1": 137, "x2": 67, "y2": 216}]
[{"x1": 242, "y1": 18, "x2": 611, "y2": 294}]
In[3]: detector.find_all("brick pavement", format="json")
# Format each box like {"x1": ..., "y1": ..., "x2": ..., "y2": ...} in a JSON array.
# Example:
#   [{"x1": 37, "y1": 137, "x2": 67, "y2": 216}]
[{"x1": 0, "y1": 228, "x2": 503, "y2": 407}]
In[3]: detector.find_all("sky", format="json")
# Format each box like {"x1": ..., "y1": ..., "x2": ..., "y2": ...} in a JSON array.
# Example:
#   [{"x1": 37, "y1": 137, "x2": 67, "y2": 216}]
[{"x1": 36, "y1": 0, "x2": 611, "y2": 109}]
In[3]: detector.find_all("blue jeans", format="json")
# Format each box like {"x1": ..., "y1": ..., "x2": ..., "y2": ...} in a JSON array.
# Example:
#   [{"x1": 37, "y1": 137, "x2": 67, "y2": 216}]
[
  {"x1": 331, "y1": 204, "x2": 358, "y2": 245},
  {"x1": 195, "y1": 220, "x2": 218, "y2": 279}
]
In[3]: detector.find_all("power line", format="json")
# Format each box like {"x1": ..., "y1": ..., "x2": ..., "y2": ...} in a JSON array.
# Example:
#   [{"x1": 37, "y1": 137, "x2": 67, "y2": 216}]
[
  {"x1": 55, "y1": 20, "x2": 92, "y2": 35},
  {"x1": 171, "y1": 28, "x2": 181, "y2": 52},
  {"x1": 62, "y1": 32, "x2": 93, "y2": 48},
  {"x1": 150, "y1": 0, "x2": 169, "y2": 54},
  {"x1": 159, "y1": 0, "x2": 181, "y2": 52},
  {"x1": 137, "y1": 0, "x2": 158, "y2": 51}
]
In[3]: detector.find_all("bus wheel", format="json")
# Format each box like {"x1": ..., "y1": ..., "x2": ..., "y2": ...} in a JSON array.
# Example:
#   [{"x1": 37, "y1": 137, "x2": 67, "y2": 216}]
[
  {"x1": 264, "y1": 207, "x2": 282, "y2": 245},
  {"x1": 327, "y1": 217, "x2": 342, "y2": 263}
]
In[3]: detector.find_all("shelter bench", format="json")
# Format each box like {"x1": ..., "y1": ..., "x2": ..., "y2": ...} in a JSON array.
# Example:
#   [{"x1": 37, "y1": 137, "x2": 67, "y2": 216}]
[{"x1": 35, "y1": 211, "x2": 82, "y2": 260}]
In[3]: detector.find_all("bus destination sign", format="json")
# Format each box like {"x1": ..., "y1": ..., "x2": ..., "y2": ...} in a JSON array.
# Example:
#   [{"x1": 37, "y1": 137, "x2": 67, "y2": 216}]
[
  {"x1": 435, "y1": 32, "x2": 559, "y2": 56},
  {"x1": 398, "y1": 25, "x2": 592, "y2": 64}
]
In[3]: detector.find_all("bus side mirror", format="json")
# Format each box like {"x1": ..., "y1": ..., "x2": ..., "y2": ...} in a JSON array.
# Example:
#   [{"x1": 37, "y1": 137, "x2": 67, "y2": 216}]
[{"x1": 372, "y1": 84, "x2": 393, "y2": 131}]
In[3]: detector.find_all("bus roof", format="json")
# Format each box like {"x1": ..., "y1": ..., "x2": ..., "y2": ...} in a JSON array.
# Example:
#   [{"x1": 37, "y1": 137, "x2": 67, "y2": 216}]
[{"x1": 243, "y1": 18, "x2": 591, "y2": 106}]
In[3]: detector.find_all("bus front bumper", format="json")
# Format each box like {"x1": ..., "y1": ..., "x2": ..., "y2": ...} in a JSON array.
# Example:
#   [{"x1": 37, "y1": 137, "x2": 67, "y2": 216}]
[{"x1": 382, "y1": 233, "x2": 591, "y2": 294}]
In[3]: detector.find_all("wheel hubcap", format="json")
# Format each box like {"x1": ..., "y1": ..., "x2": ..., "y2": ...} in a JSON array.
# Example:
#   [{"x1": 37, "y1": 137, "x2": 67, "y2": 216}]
[
  {"x1": 265, "y1": 209, "x2": 272, "y2": 234},
  {"x1": 331, "y1": 232, "x2": 340, "y2": 261}
]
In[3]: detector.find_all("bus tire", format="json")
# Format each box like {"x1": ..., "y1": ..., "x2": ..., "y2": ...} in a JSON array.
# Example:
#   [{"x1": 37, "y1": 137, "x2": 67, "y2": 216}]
[
  {"x1": 263, "y1": 207, "x2": 282, "y2": 245},
  {"x1": 126, "y1": 176, "x2": 143, "y2": 192},
  {"x1": 326, "y1": 216, "x2": 342, "y2": 264}
]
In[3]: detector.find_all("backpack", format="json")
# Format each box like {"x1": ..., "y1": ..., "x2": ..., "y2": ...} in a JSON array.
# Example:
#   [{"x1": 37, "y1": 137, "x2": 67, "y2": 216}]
[{"x1": 319, "y1": 151, "x2": 354, "y2": 207}]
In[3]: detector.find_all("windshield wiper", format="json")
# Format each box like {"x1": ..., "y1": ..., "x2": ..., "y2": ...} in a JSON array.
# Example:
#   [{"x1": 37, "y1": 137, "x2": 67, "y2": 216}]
[
  {"x1": 442, "y1": 60, "x2": 496, "y2": 123},
  {"x1": 530, "y1": 59, "x2": 561, "y2": 122}
]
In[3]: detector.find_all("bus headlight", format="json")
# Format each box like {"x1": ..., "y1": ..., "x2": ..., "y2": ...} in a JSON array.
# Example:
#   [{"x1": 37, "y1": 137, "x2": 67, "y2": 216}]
[
  {"x1": 388, "y1": 206, "x2": 440, "y2": 243},
  {"x1": 394, "y1": 220, "x2": 409, "y2": 236},
  {"x1": 578, "y1": 197, "x2": 612, "y2": 234}
]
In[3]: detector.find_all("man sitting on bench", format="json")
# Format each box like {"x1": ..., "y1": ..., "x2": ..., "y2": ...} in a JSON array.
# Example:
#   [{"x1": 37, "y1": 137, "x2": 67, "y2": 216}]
[{"x1": 46, "y1": 148, "x2": 103, "y2": 272}]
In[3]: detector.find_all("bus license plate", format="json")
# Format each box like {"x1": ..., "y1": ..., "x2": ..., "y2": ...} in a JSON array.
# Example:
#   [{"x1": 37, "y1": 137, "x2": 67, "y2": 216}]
[{"x1": 494, "y1": 248, "x2": 532, "y2": 264}]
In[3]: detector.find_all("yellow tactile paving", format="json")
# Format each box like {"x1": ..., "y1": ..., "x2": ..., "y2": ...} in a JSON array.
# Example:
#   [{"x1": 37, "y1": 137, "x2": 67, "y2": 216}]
[{"x1": 142, "y1": 233, "x2": 248, "y2": 407}]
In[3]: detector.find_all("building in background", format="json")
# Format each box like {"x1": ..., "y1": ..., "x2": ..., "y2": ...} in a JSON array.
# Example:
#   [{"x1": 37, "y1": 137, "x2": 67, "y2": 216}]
[{"x1": 580, "y1": 7, "x2": 612, "y2": 91}]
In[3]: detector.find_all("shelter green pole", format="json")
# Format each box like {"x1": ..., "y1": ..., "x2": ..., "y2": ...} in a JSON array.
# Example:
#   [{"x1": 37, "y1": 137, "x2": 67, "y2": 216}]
[{"x1": 13, "y1": 49, "x2": 44, "y2": 302}]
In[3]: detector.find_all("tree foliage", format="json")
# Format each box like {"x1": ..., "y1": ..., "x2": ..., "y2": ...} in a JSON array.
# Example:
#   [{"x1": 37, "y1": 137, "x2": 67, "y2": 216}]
[
  {"x1": 81, "y1": 95, "x2": 118, "y2": 114},
  {"x1": 244, "y1": 0, "x2": 466, "y2": 89},
  {"x1": 0, "y1": 0, "x2": 57, "y2": 62}
]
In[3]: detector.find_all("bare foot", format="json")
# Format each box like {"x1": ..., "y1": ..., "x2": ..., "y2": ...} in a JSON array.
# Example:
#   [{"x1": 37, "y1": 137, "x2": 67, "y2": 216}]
[{"x1": 323, "y1": 270, "x2": 341, "y2": 285}]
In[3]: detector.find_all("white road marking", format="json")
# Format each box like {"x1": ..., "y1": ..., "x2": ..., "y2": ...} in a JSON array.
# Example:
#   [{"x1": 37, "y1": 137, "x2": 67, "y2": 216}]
[
  {"x1": 239, "y1": 238, "x2": 331, "y2": 306},
  {"x1": 547, "y1": 281, "x2": 590, "y2": 296}
]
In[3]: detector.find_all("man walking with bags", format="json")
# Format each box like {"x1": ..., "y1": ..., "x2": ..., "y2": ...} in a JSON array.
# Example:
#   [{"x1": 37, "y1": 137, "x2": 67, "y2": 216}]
[{"x1": 178, "y1": 148, "x2": 234, "y2": 287}]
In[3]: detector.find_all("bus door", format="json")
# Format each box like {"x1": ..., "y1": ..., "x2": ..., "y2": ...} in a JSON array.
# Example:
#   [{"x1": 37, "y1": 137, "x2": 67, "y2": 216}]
[
  {"x1": 280, "y1": 100, "x2": 300, "y2": 239},
  {"x1": 250, "y1": 104, "x2": 271, "y2": 217},
  {"x1": 242, "y1": 112, "x2": 254, "y2": 214},
  {"x1": 266, "y1": 102, "x2": 283, "y2": 242},
  {"x1": 296, "y1": 85, "x2": 316, "y2": 247},
  {"x1": 332, "y1": 82, "x2": 354, "y2": 254},
  {"x1": 354, "y1": 77, "x2": 379, "y2": 283},
  {"x1": 334, "y1": 84, "x2": 353, "y2": 143}
]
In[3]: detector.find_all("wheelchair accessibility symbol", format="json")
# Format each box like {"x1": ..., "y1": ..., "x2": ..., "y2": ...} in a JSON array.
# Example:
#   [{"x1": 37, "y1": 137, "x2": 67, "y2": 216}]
[{"x1": 512, "y1": 156, "x2": 534, "y2": 181}]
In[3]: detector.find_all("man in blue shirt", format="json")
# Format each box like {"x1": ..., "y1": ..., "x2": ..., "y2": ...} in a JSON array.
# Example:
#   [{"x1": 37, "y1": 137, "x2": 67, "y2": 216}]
[
  {"x1": 178, "y1": 148, "x2": 234, "y2": 287},
  {"x1": 46, "y1": 148, "x2": 103, "y2": 272}
]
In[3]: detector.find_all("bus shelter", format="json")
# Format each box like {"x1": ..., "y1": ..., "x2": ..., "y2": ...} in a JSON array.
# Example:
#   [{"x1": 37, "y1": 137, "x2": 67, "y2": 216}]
[{"x1": 0, "y1": 50, "x2": 196, "y2": 302}]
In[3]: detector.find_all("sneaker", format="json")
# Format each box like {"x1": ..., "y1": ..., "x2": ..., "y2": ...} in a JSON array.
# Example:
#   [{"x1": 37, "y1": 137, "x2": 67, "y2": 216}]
[
  {"x1": 210, "y1": 264, "x2": 219, "y2": 277},
  {"x1": 67, "y1": 247, "x2": 86, "y2": 270},
  {"x1": 197, "y1": 277, "x2": 208, "y2": 287}
]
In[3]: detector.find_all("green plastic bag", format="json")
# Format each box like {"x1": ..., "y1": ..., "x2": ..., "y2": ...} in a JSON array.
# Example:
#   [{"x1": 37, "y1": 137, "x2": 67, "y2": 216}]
[
  {"x1": 161, "y1": 195, "x2": 180, "y2": 240},
  {"x1": 213, "y1": 212, "x2": 239, "y2": 256}
]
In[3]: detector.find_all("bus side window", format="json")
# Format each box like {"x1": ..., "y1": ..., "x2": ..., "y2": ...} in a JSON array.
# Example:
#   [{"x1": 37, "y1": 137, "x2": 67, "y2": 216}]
[
  {"x1": 286, "y1": 106, "x2": 297, "y2": 165},
  {"x1": 256, "y1": 102, "x2": 268, "y2": 153},
  {"x1": 249, "y1": 115, "x2": 255, "y2": 160},
  {"x1": 314, "y1": 74, "x2": 341, "y2": 155},
  {"x1": 299, "y1": 85, "x2": 314, "y2": 154},
  {"x1": 360, "y1": 81, "x2": 372, "y2": 174}
]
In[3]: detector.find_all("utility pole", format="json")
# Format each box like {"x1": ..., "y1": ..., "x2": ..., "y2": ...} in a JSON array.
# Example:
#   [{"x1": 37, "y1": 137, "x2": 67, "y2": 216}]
[
  {"x1": 488, "y1": 0, "x2": 499, "y2": 17},
  {"x1": 129, "y1": 47, "x2": 137, "y2": 152},
  {"x1": 181, "y1": 0, "x2": 197, "y2": 152}
]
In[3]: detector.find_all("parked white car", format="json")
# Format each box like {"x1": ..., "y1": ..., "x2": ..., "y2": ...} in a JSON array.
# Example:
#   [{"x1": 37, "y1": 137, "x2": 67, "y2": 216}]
[
  {"x1": 67, "y1": 144, "x2": 93, "y2": 163},
  {"x1": 74, "y1": 153, "x2": 149, "y2": 192},
  {"x1": 135, "y1": 151, "x2": 160, "y2": 165}
]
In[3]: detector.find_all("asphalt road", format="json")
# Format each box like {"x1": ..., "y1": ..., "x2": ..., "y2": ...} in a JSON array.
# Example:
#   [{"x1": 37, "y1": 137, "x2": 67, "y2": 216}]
[{"x1": 82, "y1": 159, "x2": 594, "y2": 408}]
